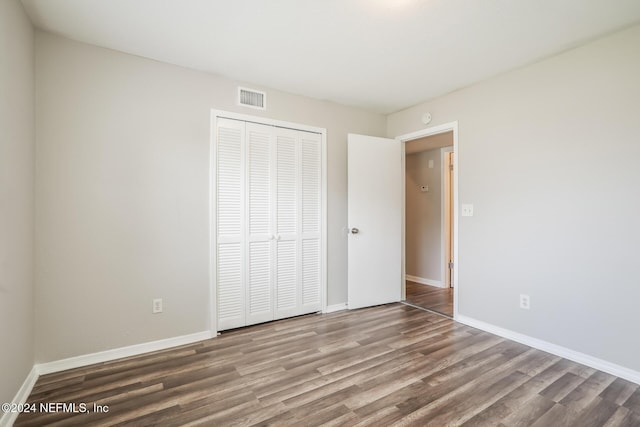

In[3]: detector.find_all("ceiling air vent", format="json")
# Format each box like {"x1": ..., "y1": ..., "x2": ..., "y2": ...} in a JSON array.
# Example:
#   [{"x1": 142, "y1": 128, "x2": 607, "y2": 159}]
[{"x1": 238, "y1": 87, "x2": 266, "y2": 110}]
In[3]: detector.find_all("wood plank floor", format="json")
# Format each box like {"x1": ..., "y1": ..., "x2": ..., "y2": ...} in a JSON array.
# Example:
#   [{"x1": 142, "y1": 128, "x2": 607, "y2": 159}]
[
  {"x1": 405, "y1": 281, "x2": 453, "y2": 317},
  {"x1": 16, "y1": 304, "x2": 640, "y2": 426}
]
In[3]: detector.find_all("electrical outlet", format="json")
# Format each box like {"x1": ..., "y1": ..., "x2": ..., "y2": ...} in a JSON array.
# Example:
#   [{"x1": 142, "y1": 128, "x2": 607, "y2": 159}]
[
  {"x1": 519, "y1": 294, "x2": 530, "y2": 310},
  {"x1": 461, "y1": 204, "x2": 474, "y2": 217},
  {"x1": 153, "y1": 298, "x2": 163, "y2": 314}
]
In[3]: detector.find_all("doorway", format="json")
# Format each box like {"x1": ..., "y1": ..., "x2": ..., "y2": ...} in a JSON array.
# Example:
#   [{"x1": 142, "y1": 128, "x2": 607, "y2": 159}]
[
  {"x1": 346, "y1": 122, "x2": 458, "y2": 317},
  {"x1": 400, "y1": 123, "x2": 458, "y2": 318}
]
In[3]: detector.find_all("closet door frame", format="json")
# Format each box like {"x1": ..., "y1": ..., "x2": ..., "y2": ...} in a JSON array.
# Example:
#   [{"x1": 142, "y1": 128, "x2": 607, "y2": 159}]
[{"x1": 210, "y1": 110, "x2": 327, "y2": 335}]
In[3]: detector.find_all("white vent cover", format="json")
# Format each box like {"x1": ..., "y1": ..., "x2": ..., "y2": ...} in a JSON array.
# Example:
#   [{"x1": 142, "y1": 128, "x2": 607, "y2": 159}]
[{"x1": 238, "y1": 87, "x2": 266, "y2": 110}]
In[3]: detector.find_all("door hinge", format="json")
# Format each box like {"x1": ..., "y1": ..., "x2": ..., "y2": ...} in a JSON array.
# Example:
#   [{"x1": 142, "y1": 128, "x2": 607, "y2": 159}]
[
  {"x1": 448, "y1": 261, "x2": 454, "y2": 269},
  {"x1": 449, "y1": 164, "x2": 454, "y2": 171}
]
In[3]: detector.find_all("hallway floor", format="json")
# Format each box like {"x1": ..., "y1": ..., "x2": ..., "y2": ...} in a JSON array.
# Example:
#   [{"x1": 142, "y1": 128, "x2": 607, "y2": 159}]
[{"x1": 405, "y1": 281, "x2": 453, "y2": 317}]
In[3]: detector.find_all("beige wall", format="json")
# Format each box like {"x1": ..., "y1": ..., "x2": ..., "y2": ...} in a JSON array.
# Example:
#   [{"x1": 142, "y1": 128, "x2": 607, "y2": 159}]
[
  {"x1": 0, "y1": 0, "x2": 35, "y2": 405},
  {"x1": 405, "y1": 149, "x2": 443, "y2": 283},
  {"x1": 388, "y1": 24, "x2": 640, "y2": 371},
  {"x1": 35, "y1": 32, "x2": 385, "y2": 362}
]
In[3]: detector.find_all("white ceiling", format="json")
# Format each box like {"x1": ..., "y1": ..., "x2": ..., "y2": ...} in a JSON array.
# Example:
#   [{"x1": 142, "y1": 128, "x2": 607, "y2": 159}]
[{"x1": 21, "y1": 0, "x2": 640, "y2": 114}]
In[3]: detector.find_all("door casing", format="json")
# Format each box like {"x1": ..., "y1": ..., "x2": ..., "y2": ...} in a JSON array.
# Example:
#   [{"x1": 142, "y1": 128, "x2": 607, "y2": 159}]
[{"x1": 443, "y1": 148, "x2": 454, "y2": 289}]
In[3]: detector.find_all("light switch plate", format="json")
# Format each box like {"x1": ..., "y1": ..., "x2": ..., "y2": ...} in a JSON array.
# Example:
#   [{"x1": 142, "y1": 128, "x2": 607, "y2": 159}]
[
  {"x1": 461, "y1": 204, "x2": 474, "y2": 217},
  {"x1": 153, "y1": 298, "x2": 163, "y2": 314},
  {"x1": 428, "y1": 159, "x2": 434, "y2": 169}
]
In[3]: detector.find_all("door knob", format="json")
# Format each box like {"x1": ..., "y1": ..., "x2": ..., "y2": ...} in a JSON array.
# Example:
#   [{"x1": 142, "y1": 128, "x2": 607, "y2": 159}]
[{"x1": 350, "y1": 228, "x2": 359, "y2": 234}]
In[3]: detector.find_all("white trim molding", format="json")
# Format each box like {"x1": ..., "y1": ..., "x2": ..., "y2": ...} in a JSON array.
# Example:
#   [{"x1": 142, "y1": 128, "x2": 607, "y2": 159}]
[
  {"x1": 0, "y1": 331, "x2": 214, "y2": 426},
  {"x1": 38, "y1": 331, "x2": 213, "y2": 376},
  {"x1": 440, "y1": 146, "x2": 454, "y2": 290},
  {"x1": 323, "y1": 303, "x2": 348, "y2": 313},
  {"x1": 405, "y1": 274, "x2": 444, "y2": 288},
  {"x1": 0, "y1": 366, "x2": 39, "y2": 427},
  {"x1": 456, "y1": 315, "x2": 640, "y2": 385}
]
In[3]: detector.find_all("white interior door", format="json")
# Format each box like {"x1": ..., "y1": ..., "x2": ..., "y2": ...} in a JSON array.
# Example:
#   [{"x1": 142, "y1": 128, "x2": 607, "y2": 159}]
[{"x1": 348, "y1": 134, "x2": 402, "y2": 309}]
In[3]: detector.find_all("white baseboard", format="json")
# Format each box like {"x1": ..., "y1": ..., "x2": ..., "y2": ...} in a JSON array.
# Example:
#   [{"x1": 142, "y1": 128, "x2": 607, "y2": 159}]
[
  {"x1": 323, "y1": 303, "x2": 347, "y2": 313},
  {"x1": 0, "y1": 366, "x2": 39, "y2": 427},
  {"x1": 1, "y1": 330, "x2": 214, "y2": 427},
  {"x1": 456, "y1": 315, "x2": 640, "y2": 386},
  {"x1": 1, "y1": 331, "x2": 213, "y2": 426},
  {"x1": 405, "y1": 274, "x2": 444, "y2": 288},
  {"x1": 37, "y1": 330, "x2": 213, "y2": 376}
]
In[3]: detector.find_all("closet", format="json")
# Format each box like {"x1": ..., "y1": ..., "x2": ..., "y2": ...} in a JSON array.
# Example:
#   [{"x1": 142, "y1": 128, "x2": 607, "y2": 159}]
[{"x1": 214, "y1": 117, "x2": 323, "y2": 331}]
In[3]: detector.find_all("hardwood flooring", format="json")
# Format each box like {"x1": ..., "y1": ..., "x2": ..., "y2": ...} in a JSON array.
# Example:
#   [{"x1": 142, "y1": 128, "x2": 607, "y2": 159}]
[
  {"x1": 16, "y1": 304, "x2": 640, "y2": 426},
  {"x1": 405, "y1": 281, "x2": 453, "y2": 317}
]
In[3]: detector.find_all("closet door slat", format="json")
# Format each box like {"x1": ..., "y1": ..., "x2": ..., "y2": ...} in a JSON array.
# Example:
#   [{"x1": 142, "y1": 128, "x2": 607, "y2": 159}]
[
  {"x1": 216, "y1": 118, "x2": 246, "y2": 330},
  {"x1": 274, "y1": 129, "x2": 299, "y2": 319},
  {"x1": 246, "y1": 123, "x2": 274, "y2": 325},
  {"x1": 300, "y1": 132, "x2": 322, "y2": 311}
]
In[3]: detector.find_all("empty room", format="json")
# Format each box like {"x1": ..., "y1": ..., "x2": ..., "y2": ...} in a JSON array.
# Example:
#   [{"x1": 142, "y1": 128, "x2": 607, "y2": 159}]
[{"x1": 2, "y1": 0, "x2": 640, "y2": 425}]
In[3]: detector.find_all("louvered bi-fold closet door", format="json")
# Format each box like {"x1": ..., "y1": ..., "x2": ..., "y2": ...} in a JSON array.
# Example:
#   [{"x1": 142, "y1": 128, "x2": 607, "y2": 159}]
[
  {"x1": 216, "y1": 117, "x2": 322, "y2": 331},
  {"x1": 215, "y1": 118, "x2": 245, "y2": 330},
  {"x1": 245, "y1": 123, "x2": 274, "y2": 326},
  {"x1": 300, "y1": 131, "x2": 322, "y2": 313},
  {"x1": 273, "y1": 127, "x2": 300, "y2": 319},
  {"x1": 273, "y1": 127, "x2": 322, "y2": 318}
]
